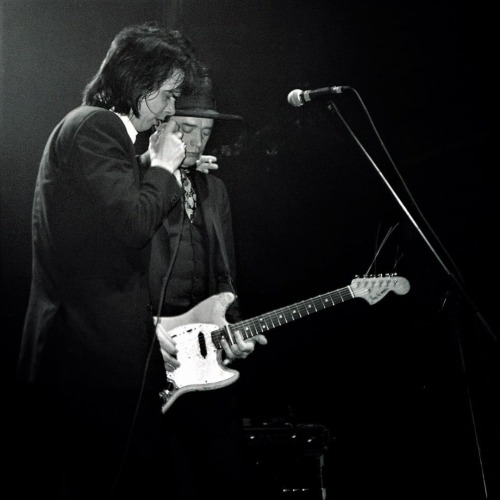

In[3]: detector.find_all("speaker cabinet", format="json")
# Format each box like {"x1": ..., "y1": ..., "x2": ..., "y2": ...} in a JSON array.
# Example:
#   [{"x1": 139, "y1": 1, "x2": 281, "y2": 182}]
[{"x1": 244, "y1": 423, "x2": 330, "y2": 499}]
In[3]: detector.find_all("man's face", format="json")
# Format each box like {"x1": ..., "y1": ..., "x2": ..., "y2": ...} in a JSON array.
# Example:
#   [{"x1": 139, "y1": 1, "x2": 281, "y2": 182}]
[
  {"x1": 131, "y1": 69, "x2": 184, "y2": 132},
  {"x1": 173, "y1": 116, "x2": 214, "y2": 167}
]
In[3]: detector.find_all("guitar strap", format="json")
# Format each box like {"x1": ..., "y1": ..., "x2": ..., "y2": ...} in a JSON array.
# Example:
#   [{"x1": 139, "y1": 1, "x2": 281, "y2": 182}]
[{"x1": 206, "y1": 198, "x2": 237, "y2": 297}]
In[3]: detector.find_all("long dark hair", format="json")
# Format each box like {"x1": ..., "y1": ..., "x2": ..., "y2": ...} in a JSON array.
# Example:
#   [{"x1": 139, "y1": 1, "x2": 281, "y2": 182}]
[{"x1": 82, "y1": 22, "x2": 203, "y2": 117}]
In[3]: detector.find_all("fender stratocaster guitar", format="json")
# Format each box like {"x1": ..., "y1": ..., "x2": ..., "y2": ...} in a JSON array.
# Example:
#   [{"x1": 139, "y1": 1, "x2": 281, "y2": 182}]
[{"x1": 154, "y1": 274, "x2": 410, "y2": 413}]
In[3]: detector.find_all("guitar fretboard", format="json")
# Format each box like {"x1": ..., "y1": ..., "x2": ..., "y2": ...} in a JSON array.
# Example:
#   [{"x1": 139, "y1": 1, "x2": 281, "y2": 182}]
[{"x1": 212, "y1": 286, "x2": 353, "y2": 348}]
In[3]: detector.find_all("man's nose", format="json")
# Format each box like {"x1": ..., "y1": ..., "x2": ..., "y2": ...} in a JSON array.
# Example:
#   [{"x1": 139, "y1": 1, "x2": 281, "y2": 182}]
[
  {"x1": 164, "y1": 99, "x2": 176, "y2": 116},
  {"x1": 189, "y1": 131, "x2": 203, "y2": 148}
]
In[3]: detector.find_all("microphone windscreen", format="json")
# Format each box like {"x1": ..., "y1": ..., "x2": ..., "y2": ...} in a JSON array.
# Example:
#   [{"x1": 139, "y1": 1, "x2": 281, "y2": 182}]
[{"x1": 287, "y1": 89, "x2": 303, "y2": 107}]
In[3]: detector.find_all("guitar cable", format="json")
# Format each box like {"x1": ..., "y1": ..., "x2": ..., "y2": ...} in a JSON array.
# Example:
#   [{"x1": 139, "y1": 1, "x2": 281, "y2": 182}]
[{"x1": 110, "y1": 272, "x2": 172, "y2": 496}]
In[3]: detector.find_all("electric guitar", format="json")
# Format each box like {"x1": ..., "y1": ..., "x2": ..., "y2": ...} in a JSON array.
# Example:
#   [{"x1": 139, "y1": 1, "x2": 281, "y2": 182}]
[{"x1": 154, "y1": 273, "x2": 410, "y2": 413}]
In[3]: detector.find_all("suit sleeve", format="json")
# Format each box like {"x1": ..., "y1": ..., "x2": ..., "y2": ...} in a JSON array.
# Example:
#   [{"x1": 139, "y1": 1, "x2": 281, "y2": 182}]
[
  {"x1": 69, "y1": 111, "x2": 182, "y2": 248},
  {"x1": 216, "y1": 181, "x2": 242, "y2": 322}
]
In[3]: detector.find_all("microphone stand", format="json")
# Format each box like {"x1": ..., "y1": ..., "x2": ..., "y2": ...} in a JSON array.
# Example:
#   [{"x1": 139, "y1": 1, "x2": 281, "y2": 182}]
[{"x1": 325, "y1": 89, "x2": 496, "y2": 499}]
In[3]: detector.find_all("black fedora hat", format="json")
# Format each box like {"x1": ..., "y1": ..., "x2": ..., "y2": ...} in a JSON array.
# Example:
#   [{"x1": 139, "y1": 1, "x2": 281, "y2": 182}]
[{"x1": 175, "y1": 76, "x2": 243, "y2": 121}]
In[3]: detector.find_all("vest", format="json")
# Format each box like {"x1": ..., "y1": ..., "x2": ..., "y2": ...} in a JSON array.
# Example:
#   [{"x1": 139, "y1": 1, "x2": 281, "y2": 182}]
[{"x1": 162, "y1": 209, "x2": 208, "y2": 315}]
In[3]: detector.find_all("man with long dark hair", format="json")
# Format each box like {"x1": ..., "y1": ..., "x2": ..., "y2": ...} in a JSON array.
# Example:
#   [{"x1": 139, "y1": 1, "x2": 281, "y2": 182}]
[{"x1": 16, "y1": 22, "x2": 203, "y2": 499}]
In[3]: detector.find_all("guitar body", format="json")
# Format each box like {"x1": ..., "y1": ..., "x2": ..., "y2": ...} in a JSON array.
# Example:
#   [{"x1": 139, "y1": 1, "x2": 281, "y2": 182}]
[{"x1": 154, "y1": 292, "x2": 239, "y2": 413}]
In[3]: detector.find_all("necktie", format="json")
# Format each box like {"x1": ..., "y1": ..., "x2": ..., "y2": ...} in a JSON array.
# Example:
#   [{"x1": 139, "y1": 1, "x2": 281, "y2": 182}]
[{"x1": 181, "y1": 169, "x2": 197, "y2": 223}]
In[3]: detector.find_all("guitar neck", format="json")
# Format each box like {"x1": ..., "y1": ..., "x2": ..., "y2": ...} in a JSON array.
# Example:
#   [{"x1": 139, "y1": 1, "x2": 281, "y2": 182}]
[{"x1": 213, "y1": 286, "x2": 354, "y2": 348}]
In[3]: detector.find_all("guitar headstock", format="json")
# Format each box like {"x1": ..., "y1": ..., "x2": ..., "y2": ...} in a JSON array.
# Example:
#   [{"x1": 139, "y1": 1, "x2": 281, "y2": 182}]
[{"x1": 351, "y1": 274, "x2": 410, "y2": 305}]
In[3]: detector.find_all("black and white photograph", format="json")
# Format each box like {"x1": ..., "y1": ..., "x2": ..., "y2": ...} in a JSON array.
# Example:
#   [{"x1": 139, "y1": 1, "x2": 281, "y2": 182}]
[{"x1": 1, "y1": 1, "x2": 497, "y2": 498}]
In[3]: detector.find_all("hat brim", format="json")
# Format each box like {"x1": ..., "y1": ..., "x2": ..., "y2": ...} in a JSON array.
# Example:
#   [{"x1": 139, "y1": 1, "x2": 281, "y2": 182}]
[{"x1": 174, "y1": 108, "x2": 244, "y2": 121}]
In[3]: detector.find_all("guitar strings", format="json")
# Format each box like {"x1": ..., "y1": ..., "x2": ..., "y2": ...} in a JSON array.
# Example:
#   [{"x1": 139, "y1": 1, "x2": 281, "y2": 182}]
[{"x1": 158, "y1": 284, "x2": 384, "y2": 356}]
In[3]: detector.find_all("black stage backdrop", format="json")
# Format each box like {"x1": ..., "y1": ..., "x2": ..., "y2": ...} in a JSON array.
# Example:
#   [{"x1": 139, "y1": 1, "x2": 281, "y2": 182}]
[{"x1": 1, "y1": 1, "x2": 497, "y2": 498}]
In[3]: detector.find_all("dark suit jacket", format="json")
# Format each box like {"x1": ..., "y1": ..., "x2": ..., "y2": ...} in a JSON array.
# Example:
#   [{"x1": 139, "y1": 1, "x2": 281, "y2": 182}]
[
  {"x1": 17, "y1": 105, "x2": 182, "y2": 392},
  {"x1": 149, "y1": 170, "x2": 241, "y2": 323}
]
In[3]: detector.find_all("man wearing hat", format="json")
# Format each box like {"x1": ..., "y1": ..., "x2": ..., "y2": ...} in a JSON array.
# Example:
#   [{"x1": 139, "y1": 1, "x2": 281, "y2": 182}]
[{"x1": 147, "y1": 76, "x2": 267, "y2": 499}]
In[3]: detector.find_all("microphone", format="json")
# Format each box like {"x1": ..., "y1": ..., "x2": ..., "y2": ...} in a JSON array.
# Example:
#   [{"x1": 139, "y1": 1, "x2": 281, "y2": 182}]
[{"x1": 287, "y1": 86, "x2": 347, "y2": 107}]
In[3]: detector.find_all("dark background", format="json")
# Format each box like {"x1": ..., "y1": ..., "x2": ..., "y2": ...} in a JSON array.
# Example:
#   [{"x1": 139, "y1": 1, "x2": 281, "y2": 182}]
[{"x1": 0, "y1": 1, "x2": 497, "y2": 498}]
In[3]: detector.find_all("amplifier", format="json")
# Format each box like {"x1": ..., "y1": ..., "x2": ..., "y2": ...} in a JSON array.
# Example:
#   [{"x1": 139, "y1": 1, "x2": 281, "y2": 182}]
[{"x1": 244, "y1": 422, "x2": 330, "y2": 499}]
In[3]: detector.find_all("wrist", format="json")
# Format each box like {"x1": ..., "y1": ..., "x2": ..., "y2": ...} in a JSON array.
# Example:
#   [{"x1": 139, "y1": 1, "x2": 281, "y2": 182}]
[
  {"x1": 138, "y1": 151, "x2": 151, "y2": 168},
  {"x1": 150, "y1": 160, "x2": 176, "y2": 173}
]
